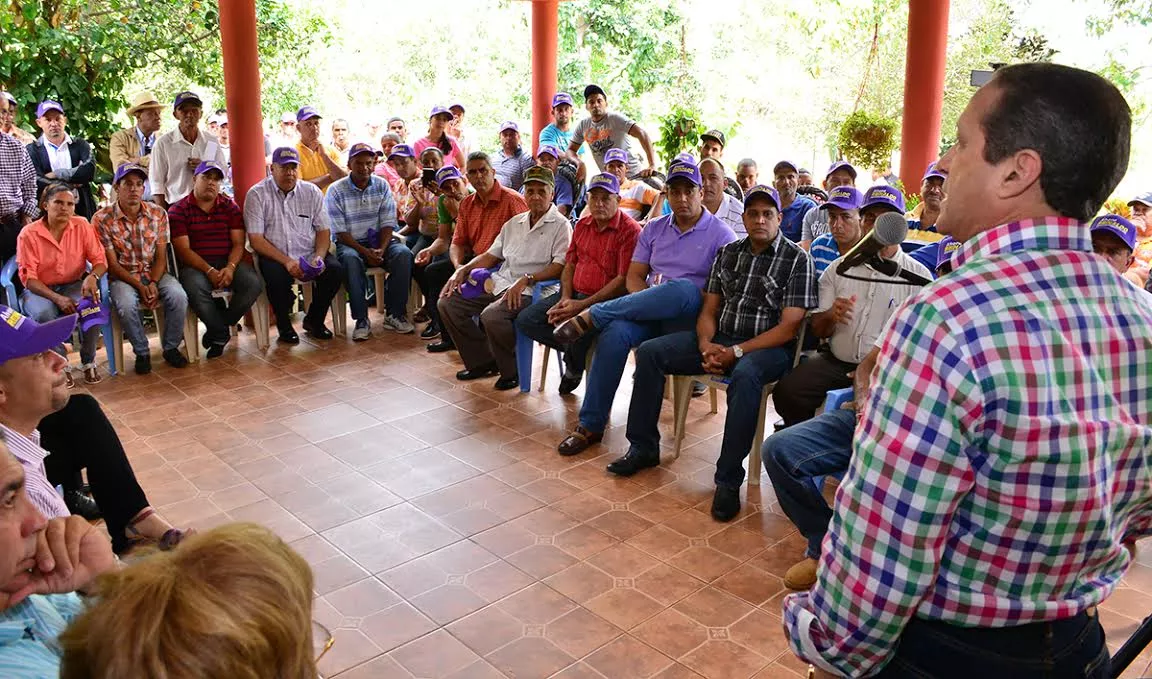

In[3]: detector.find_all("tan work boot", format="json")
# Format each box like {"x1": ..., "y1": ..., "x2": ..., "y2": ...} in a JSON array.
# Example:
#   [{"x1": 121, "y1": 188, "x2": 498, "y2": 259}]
[{"x1": 784, "y1": 557, "x2": 819, "y2": 591}]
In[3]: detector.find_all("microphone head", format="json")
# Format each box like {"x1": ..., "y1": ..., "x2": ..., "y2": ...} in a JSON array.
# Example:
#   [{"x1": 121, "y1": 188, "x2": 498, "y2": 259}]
[{"x1": 873, "y1": 212, "x2": 910, "y2": 246}]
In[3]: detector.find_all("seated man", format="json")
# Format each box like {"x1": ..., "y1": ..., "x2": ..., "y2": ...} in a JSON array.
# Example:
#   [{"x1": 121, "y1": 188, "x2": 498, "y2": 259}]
[
  {"x1": 412, "y1": 166, "x2": 471, "y2": 341},
  {"x1": 551, "y1": 158, "x2": 737, "y2": 455},
  {"x1": 1089, "y1": 213, "x2": 1137, "y2": 276},
  {"x1": 773, "y1": 198, "x2": 931, "y2": 427},
  {"x1": 701, "y1": 158, "x2": 744, "y2": 235},
  {"x1": 515, "y1": 173, "x2": 641, "y2": 394},
  {"x1": 244, "y1": 148, "x2": 344, "y2": 344},
  {"x1": 800, "y1": 161, "x2": 857, "y2": 250},
  {"x1": 92, "y1": 163, "x2": 189, "y2": 374},
  {"x1": 438, "y1": 167, "x2": 569, "y2": 390},
  {"x1": 773, "y1": 160, "x2": 817, "y2": 242},
  {"x1": 326, "y1": 143, "x2": 414, "y2": 340},
  {"x1": 807, "y1": 186, "x2": 864, "y2": 275},
  {"x1": 169, "y1": 161, "x2": 263, "y2": 358},
  {"x1": 581, "y1": 148, "x2": 658, "y2": 222},
  {"x1": 533, "y1": 145, "x2": 575, "y2": 217},
  {"x1": 1124, "y1": 191, "x2": 1151, "y2": 288},
  {"x1": 905, "y1": 162, "x2": 947, "y2": 250},
  {"x1": 16, "y1": 183, "x2": 106, "y2": 385},
  {"x1": 612, "y1": 185, "x2": 816, "y2": 520}
]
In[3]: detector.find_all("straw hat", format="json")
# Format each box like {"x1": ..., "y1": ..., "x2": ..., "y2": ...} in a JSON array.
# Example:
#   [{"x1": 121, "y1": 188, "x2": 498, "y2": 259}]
[{"x1": 126, "y1": 92, "x2": 163, "y2": 116}]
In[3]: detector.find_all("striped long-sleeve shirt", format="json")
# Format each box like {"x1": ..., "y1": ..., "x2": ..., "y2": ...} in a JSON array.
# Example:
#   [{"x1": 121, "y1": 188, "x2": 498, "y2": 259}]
[
  {"x1": 0, "y1": 424, "x2": 69, "y2": 520},
  {"x1": 0, "y1": 593, "x2": 84, "y2": 677}
]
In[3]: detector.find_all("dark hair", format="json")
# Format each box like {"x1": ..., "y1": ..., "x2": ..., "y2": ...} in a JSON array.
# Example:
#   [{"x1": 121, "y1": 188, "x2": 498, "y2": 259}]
[
  {"x1": 420, "y1": 146, "x2": 444, "y2": 159},
  {"x1": 41, "y1": 182, "x2": 77, "y2": 207},
  {"x1": 982, "y1": 63, "x2": 1130, "y2": 221},
  {"x1": 466, "y1": 150, "x2": 491, "y2": 168}
]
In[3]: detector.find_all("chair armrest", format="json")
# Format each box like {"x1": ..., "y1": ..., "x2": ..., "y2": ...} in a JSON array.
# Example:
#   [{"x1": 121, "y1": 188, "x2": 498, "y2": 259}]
[
  {"x1": 823, "y1": 387, "x2": 854, "y2": 414},
  {"x1": 531, "y1": 279, "x2": 560, "y2": 303},
  {"x1": 0, "y1": 258, "x2": 18, "y2": 307}
]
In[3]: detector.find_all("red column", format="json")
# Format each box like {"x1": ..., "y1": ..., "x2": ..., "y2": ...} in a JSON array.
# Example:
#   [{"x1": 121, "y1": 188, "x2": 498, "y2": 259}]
[
  {"x1": 219, "y1": 0, "x2": 264, "y2": 210},
  {"x1": 900, "y1": 0, "x2": 950, "y2": 191},
  {"x1": 530, "y1": 0, "x2": 559, "y2": 155}
]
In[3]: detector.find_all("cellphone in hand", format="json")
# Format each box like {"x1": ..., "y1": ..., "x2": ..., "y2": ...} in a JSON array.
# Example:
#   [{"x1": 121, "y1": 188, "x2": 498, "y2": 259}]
[{"x1": 422, "y1": 168, "x2": 436, "y2": 187}]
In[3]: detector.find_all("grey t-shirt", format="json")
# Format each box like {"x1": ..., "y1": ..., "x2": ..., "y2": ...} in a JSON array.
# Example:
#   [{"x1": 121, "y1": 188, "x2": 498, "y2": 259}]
[
  {"x1": 801, "y1": 207, "x2": 830, "y2": 242},
  {"x1": 571, "y1": 112, "x2": 641, "y2": 177}
]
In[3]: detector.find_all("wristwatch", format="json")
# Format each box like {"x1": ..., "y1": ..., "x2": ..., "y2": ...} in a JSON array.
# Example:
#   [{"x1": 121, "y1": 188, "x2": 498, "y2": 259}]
[
  {"x1": 524, "y1": 273, "x2": 536, "y2": 283},
  {"x1": 732, "y1": 344, "x2": 744, "y2": 359}
]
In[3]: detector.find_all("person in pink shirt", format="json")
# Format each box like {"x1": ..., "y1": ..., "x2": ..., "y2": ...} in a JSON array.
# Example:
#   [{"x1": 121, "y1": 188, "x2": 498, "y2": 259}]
[
  {"x1": 414, "y1": 106, "x2": 465, "y2": 169},
  {"x1": 374, "y1": 131, "x2": 402, "y2": 189},
  {"x1": 1124, "y1": 191, "x2": 1151, "y2": 288}
]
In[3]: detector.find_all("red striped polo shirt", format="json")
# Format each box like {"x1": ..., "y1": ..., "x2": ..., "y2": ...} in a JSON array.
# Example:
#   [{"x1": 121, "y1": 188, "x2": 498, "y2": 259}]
[{"x1": 168, "y1": 193, "x2": 244, "y2": 259}]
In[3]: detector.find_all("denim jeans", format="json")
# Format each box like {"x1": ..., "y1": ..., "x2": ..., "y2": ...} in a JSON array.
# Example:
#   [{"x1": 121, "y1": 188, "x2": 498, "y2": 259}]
[
  {"x1": 337, "y1": 240, "x2": 414, "y2": 321},
  {"x1": 178, "y1": 259, "x2": 263, "y2": 346},
  {"x1": 629, "y1": 330, "x2": 792, "y2": 488},
  {"x1": 108, "y1": 273, "x2": 188, "y2": 355},
  {"x1": 20, "y1": 281, "x2": 99, "y2": 365},
  {"x1": 578, "y1": 279, "x2": 701, "y2": 433},
  {"x1": 514, "y1": 291, "x2": 594, "y2": 373},
  {"x1": 761, "y1": 408, "x2": 855, "y2": 558}
]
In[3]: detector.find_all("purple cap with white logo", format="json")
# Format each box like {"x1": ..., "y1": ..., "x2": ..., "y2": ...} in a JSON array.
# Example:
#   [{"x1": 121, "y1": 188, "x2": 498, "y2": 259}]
[
  {"x1": 587, "y1": 173, "x2": 620, "y2": 195},
  {"x1": 435, "y1": 166, "x2": 463, "y2": 187},
  {"x1": 387, "y1": 143, "x2": 415, "y2": 160},
  {"x1": 194, "y1": 160, "x2": 225, "y2": 177},
  {"x1": 674, "y1": 152, "x2": 696, "y2": 165},
  {"x1": 347, "y1": 142, "x2": 380, "y2": 160},
  {"x1": 460, "y1": 268, "x2": 494, "y2": 299},
  {"x1": 172, "y1": 91, "x2": 202, "y2": 112},
  {"x1": 536, "y1": 144, "x2": 561, "y2": 159},
  {"x1": 923, "y1": 162, "x2": 947, "y2": 181},
  {"x1": 297, "y1": 255, "x2": 326, "y2": 282},
  {"x1": 1090, "y1": 214, "x2": 1137, "y2": 251},
  {"x1": 861, "y1": 185, "x2": 906, "y2": 213},
  {"x1": 825, "y1": 160, "x2": 857, "y2": 180},
  {"x1": 937, "y1": 236, "x2": 961, "y2": 269},
  {"x1": 499, "y1": 121, "x2": 519, "y2": 134},
  {"x1": 296, "y1": 106, "x2": 321, "y2": 122},
  {"x1": 113, "y1": 162, "x2": 148, "y2": 184},
  {"x1": 773, "y1": 160, "x2": 799, "y2": 174},
  {"x1": 743, "y1": 185, "x2": 781, "y2": 211},
  {"x1": 820, "y1": 186, "x2": 863, "y2": 211},
  {"x1": 271, "y1": 147, "x2": 300, "y2": 166},
  {"x1": 1127, "y1": 191, "x2": 1152, "y2": 209},
  {"x1": 36, "y1": 100, "x2": 64, "y2": 118},
  {"x1": 551, "y1": 92, "x2": 574, "y2": 108},
  {"x1": 0, "y1": 305, "x2": 77, "y2": 364},
  {"x1": 666, "y1": 158, "x2": 702, "y2": 187},
  {"x1": 76, "y1": 298, "x2": 110, "y2": 333},
  {"x1": 603, "y1": 148, "x2": 629, "y2": 166},
  {"x1": 429, "y1": 105, "x2": 452, "y2": 119}
]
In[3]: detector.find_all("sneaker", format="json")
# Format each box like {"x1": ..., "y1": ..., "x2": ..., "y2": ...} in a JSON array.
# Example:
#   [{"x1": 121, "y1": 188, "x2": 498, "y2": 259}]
[
  {"x1": 383, "y1": 315, "x2": 415, "y2": 334},
  {"x1": 162, "y1": 348, "x2": 189, "y2": 368},
  {"x1": 352, "y1": 319, "x2": 371, "y2": 342},
  {"x1": 420, "y1": 322, "x2": 440, "y2": 340},
  {"x1": 783, "y1": 557, "x2": 820, "y2": 591}
]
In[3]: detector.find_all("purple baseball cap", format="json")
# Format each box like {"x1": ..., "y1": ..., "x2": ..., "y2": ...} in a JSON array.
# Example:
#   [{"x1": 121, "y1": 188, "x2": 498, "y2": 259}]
[
  {"x1": 825, "y1": 160, "x2": 857, "y2": 180},
  {"x1": 861, "y1": 185, "x2": 906, "y2": 213},
  {"x1": 587, "y1": 173, "x2": 620, "y2": 195},
  {"x1": 387, "y1": 143, "x2": 415, "y2": 160},
  {"x1": 460, "y1": 268, "x2": 494, "y2": 300},
  {"x1": 603, "y1": 148, "x2": 629, "y2": 165},
  {"x1": 0, "y1": 305, "x2": 77, "y2": 364},
  {"x1": 449, "y1": 102, "x2": 466, "y2": 113},
  {"x1": 536, "y1": 144, "x2": 561, "y2": 159},
  {"x1": 743, "y1": 185, "x2": 781, "y2": 211},
  {"x1": 172, "y1": 91, "x2": 202, "y2": 112},
  {"x1": 297, "y1": 255, "x2": 326, "y2": 282},
  {"x1": 113, "y1": 162, "x2": 148, "y2": 184},
  {"x1": 551, "y1": 92, "x2": 574, "y2": 108},
  {"x1": 936, "y1": 236, "x2": 961, "y2": 269},
  {"x1": 347, "y1": 142, "x2": 381, "y2": 160},
  {"x1": 36, "y1": 100, "x2": 64, "y2": 118},
  {"x1": 820, "y1": 186, "x2": 863, "y2": 211},
  {"x1": 435, "y1": 166, "x2": 463, "y2": 187},
  {"x1": 429, "y1": 105, "x2": 452, "y2": 119},
  {"x1": 1, "y1": 92, "x2": 16, "y2": 105},
  {"x1": 499, "y1": 121, "x2": 519, "y2": 134},
  {"x1": 194, "y1": 160, "x2": 225, "y2": 178},
  {"x1": 76, "y1": 298, "x2": 110, "y2": 333},
  {"x1": 296, "y1": 106, "x2": 321, "y2": 122},
  {"x1": 923, "y1": 162, "x2": 947, "y2": 181},
  {"x1": 666, "y1": 158, "x2": 702, "y2": 187},
  {"x1": 1127, "y1": 191, "x2": 1152, "y2": 208},
  {"x1": 1090, "y1": 214, "x2": 1137, "y2": 251},
  {"x1": 773, "y1": 160, "x2": 799, "y2": 175},
  {"x1": 271, "y1": 147, "x2": 300, "y2": 166},
  {"x1": 674, "y1": 152, "x2": 696, "y2": 165}
]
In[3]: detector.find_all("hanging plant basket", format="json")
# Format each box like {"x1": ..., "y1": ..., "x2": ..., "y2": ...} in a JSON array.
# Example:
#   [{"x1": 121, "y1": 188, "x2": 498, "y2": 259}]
[
  {"x1": 837, "y1": 110, "x2": 898, "y2": 172},
  {"x1": 658, "y1": 106, "x2": 700, "y2": 165}
]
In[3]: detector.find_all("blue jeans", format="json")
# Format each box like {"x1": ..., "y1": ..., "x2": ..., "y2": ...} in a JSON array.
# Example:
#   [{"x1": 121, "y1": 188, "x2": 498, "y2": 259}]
[
  {"x1": 108, "y1": 274, "x2": 188, "y2": 355},
  {"x1": 514, "y1": 291, "x2": 594, "y2": 373},
  {"x1": 579, "y1": 279, "x2": 701, "y2": 433},
  {"x1": 21, "y1": 281, "x2": 99, "y2": 365},
  {"x1": 629, "y1": 331, "x2": 792, "y2": 488},
  {"x1": 761, "y1": 408, "x2": 855, "y2": 558},
  {"x1": 336, "y1": 240, "x2": 414, "y2": 321},
  {"x1": 178, "y1": 259, "x2": 263, "y2": 346}
]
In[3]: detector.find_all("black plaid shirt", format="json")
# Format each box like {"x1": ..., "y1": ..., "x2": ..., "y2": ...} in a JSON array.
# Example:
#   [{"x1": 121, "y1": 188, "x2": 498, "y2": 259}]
[{"x1": 704, "y1": 234, "x2": 817, "y2": 341}]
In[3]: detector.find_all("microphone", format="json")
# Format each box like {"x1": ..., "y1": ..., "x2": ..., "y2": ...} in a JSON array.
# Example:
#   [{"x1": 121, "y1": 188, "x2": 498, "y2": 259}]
[{"x1": 836, "y1": 212, "x2": 909, "y2": 275}]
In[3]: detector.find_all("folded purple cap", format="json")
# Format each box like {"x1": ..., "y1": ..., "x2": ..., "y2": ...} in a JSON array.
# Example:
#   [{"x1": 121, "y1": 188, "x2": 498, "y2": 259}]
[
  {"x1": 296, "y1": 106, "x2": 321, "y2": 122},
  {"x1": 460, "y1": 268, "x2": 494, "y2": 300},
  {"x1": 936, "y1": 236, "x2": 961, "y2": 269},
  {"x1": 666, "y1": 159, "x2": 702, "y2": 187},
  {"x1": 36, "y1": 100, "x2": 64, "y2": 118},
  {"x1": 820, "y1": 186, "x2": 863, "y2": 211},
  {"x1": 773, "y1": 160, "x2": 799, "y2": 175},
  {"x1": 743, "y1": 185, "x2": 781, "y2": 211},
  {"x1": 1090, "y1": 214, "x2": 1137, "y2": 251},
  {"x1": 536, "y1": 144, "x2": 561, "y2": 159},
  {"x1": 923, "y1": 162, "x2": 947, "y2": 181},
  {"x1": 825, "y1": 160, "x2": 857, "y2": 180},
  {"x1": 271, "y1": 147, "x2": 300, "y2": 166},
  {"x1": 587, "y1": 173, "x2": 620, "y2": 195},
  {"x1": 435, "y1": 166, "x2": 463, "y2": 187},
  {"x1": 603, "y1": 148, "x2": 629, "y2": 165},
  {"x1": 194, "y1": 160, "x2": 225, "y2": 177},
  {"x1": 551, "y1": 92, "x2": 574, "y2": 108},
  {"x1": 76, "y1": 298, "x2": 110, "y2": 333},
  {"x1": 387, "y1": 143, "x2": 415, "y2": 160},
  {"x1": 364, "y1": 227, "x2": 381, "y2": 248},
  {"x1": 347, "y1": 142, "x2": 380, "y2": 160},
  {"x1": 499, "y1": 121, "x2": 519, "y2": 133},
  {"x1": 1127, "y1": 191, "x2": 1152, "y2": 208},
  {"x1": 113, "y1": 163, "x2": 148, "y2": 184},
  {"x1": 0, "y1": 305, "x2": 77, "y2": 364},
  {"x1": 861, "y1": 185, "x2": 906, "y2": 213},
  {"x1": 297, "y1": 255, "x2": 326, "y2": 282},
  {"x1": 172, "y1": 91, "x2": 202, "y2": 112},
  {"x1": 429, "y1": 105, "x2": 452, "y2": 119}
]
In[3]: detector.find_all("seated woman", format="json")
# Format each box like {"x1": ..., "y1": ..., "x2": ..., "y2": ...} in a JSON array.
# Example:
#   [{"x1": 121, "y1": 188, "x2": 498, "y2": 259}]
[
  {"x1": 15, "y1": 182, "x2": 107, "y2": 386},
  {"x1": 59, "y1": 523, "x2": 317, "y2": 679},
  {"x1": 406, "y1": 146, "x2": 446, "y2": 255}
]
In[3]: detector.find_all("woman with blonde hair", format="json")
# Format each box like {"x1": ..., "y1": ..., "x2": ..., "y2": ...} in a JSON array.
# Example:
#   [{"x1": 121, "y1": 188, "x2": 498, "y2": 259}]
[{"x1": 59, "y1": 522, "x2": 317, "y2": 679}]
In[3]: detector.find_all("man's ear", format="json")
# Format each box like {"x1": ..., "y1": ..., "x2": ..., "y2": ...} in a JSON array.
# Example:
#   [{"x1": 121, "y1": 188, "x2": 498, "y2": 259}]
[{"x1": 996, "y1": 149, "x2": 1043, "y2": 201}]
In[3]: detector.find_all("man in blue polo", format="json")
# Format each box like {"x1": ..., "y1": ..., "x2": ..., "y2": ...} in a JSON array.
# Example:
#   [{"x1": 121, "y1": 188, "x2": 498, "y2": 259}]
[
  {"x1": 807, "y1": 186, "x2": 865, "y2": 275},
  {"x1": 493, "y1": 122, "x2": 536, "y2": 192},
  {"x1": 326, "y1": 142, "x2": 414, "y2": 340},
  {"x1": 533, "y1": 145, "x2": 575, "y2": 217},
  {"x1": 551, "y1": 157, "x2": 736, "y2": 456},
  {"x1": 773, "y1": 160, "x2": 817, "y2": 242}
]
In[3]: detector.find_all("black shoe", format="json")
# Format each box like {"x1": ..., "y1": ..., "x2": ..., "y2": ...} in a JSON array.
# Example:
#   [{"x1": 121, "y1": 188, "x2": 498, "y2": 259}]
[
  {"x1": 420, "y1": 323, "x2": 440, "y2": 340},
  {"x1": 494, "y1": 375, "x2": 519, "y2": 390},
  {"x1": 134, "y1": 354, "x2": 152, "y2": 375},
  {"x1": 711, "y1": 485, "x2": 741, "y2": 522},
  {"x1": 606, "y1": 448, "x2": 660, "y2": 477},
  {"x1": 456, "y1": 364, "x2": 498, "y2": 381},
  {"x1": 64, "y1": 490, "x2": 102, "y2": 521},
  {"x1": 302, "y1": 319, "x2": 333, "y2": 340},
  {"x1": 427, "y1": 339, "x2": 455, "y2": 353},
  {"x1": 277, "y1": 328, "x2": 300, "y2": 345},
  {"x1": 163, "y1": 348, "x2": 189, "y2": 368},
  {"x1": 206, "y1": 343, "x2": 226, "y2": 359},
  {"x1": 692, "y1": 381, "x2": 708, "y2": 398},
  {"x1": 558, "y1": 369, "x2": 583, "y2": 395}
]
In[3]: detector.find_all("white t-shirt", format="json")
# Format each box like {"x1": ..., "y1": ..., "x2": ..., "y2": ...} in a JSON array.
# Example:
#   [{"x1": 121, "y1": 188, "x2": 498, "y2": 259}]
[{"x1": 571, "y1": 112, "x2": 641, "y2": 176}]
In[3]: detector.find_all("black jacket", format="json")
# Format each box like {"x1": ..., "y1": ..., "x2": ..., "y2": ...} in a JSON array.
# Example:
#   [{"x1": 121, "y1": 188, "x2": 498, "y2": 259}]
[{"x1": 26, "y1": 137, "x2": 97, "y2": 219}]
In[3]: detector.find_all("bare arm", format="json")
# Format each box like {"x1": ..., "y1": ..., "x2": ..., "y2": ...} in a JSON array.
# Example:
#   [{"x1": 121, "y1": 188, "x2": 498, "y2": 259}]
[
  {"x1": 148, "y1": 241, "x2": 168, "y2": 281},
  {"x1": 740, "y1": 307, "x2": 806, "y2": 352},
  {"x1": 624, "y1": 261, "x2": 651, "y2": 294},
  {"x1": 172, "y1": 235, "x2": 212, "y2": 274},
  {"x1": 248, "y1": 233, "x2": 292, "y2": 267},
  {"x1": 628, "y1": 123, "x2": 658, "y2": 173},
  {"x1": 695, "y1": 291, "x2": 723, "y2": 346}
]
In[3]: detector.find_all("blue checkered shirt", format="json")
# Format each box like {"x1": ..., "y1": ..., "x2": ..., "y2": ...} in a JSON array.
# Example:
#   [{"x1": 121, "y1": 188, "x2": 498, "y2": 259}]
[{"x1": 324, "y1": 174, "x2": 397, "y2": 243}]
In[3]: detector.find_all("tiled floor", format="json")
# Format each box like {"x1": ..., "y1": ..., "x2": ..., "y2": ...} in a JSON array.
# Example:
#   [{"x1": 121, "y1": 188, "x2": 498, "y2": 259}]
[{"x1": 77, "y1": 312, "x2": 1152, "y2": 678}]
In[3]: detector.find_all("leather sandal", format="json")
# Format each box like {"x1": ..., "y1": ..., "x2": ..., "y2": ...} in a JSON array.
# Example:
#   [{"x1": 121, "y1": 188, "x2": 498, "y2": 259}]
[
  {"x1": 557, "y1": 425, "x2": 603, "y2": 456},
  {"x1": 553, "y1": 311, "x2": 595, "y2": 344}
]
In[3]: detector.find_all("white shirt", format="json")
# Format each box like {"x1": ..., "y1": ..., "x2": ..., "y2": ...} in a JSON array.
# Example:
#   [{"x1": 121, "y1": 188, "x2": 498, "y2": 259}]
[
  {"x1": 148, "y1": 127, "x2": 226, "y2": 202},
  {"x1": 817, "y1": 248, "x2": 933, "y2": 363},
  {"x1": 486, "y1": 205, "x2": 571, "y2": 295},
  {"x1": 41, "y1": 134, "x2": 72, "y2": 173},
  {"x1": 243, "y1": 176, "x2": 329, "y2": 261},
  {"x1": 710, "y1": 192, "x2": 745, "y2": 236}
]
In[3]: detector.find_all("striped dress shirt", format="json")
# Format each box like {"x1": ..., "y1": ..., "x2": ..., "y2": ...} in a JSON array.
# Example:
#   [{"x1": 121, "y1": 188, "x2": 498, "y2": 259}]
[
  {"x1": 0, "y1": 424, "x2": 69, "y2": 519},
  {"x1": 0, "y1": 593, "x2": 84, "y2": 678},
  {"x1": 324, "y1": 174, "x2": 397, "y2": 243}
]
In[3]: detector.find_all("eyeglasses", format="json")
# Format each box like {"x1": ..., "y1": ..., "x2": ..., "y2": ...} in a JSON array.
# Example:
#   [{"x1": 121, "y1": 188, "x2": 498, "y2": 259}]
[{"x1": 313, "y1": 620, "x2": 335, "y2": 664}]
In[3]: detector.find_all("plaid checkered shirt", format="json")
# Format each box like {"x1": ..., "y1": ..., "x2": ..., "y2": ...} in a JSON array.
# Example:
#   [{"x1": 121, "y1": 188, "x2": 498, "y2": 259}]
[
  {"x1": 784, "y1": 217, "x2": 1152, "y2": 677},
  {"x1": 704, "y1": 233, "x2": 817, "y2": 341},
  {"x1": 0, "y1": 132, "x2": 37, "y2": 219}
]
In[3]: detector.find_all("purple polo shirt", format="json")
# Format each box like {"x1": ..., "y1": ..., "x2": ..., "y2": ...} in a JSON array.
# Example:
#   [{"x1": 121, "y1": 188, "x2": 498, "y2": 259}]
[{"x1": 632, "y1": 209, "x2": 737, "y2": 289}]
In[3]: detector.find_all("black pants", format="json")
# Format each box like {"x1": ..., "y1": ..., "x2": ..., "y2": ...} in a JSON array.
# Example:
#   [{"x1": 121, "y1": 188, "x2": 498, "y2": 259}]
[
  {"x1": 258, "y1": 253, "x2": 344, "y2": 334},
  {"x1": 0, "y1": 214, "x2": 23, "y2": 288},
  {"x1": 772, "y1": 352, "x2": 855, "y2": 427},
  {"x1": 38, "y1": 394, "x2": 149, "y2": 554},
  {"x1": 412, "y1": 257, "x2": 454, "y2": 327}
]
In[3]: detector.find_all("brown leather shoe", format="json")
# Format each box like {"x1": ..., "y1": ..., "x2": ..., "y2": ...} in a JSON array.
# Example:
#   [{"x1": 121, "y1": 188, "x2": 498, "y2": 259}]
[
  {"x1": 553, "y1": 311, "x2": 595, "y2": 344},
  {"x1": 784, "y1": 557, "x2": 819, "y2": 591},
  {"x1": 557, "y1": 425, "x2": 603, "y2": 456}
]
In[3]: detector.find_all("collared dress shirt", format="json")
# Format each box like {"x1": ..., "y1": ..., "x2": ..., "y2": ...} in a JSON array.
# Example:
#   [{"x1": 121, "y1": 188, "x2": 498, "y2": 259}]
[
  {"x1": 243, "y1": 177, "x2": 329, "y2": 261},
  {"x1": 704, "y1": 234, "x2": 817, "y2": 341}
]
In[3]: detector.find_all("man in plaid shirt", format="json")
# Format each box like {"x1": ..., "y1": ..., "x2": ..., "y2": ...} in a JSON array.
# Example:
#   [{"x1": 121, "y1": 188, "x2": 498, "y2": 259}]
[
  {"x1": 0, "y1": 95, "x2": 38, "y2": 264},
  {"x1": 613, "y1": 185, "x2": 816, "y2": 520},
  {"x1": 786, "y1": 63, "x2": 1152, "y2": 678}
]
